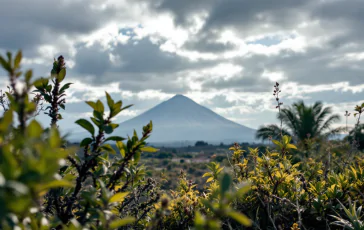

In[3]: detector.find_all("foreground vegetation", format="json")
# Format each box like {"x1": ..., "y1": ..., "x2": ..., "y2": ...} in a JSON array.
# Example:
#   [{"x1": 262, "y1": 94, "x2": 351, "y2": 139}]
[{"x1": 0, "y1": 51, "x2": 363, "y2": 229}]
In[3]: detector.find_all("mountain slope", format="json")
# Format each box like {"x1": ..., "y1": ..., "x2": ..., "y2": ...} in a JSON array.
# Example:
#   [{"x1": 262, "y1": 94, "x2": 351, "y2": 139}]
[{"x1": 113, "y1": 94, "x2": 256, "y2": 143}]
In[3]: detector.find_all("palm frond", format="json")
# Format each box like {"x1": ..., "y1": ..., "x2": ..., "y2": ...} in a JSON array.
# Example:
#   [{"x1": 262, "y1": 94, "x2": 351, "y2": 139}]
[
  {"x1": 255, "y1": 124, "x2": 291, "y2": 141},
  {"x1": 318, "y1": 114, "x2": 341, "y2": 134}
]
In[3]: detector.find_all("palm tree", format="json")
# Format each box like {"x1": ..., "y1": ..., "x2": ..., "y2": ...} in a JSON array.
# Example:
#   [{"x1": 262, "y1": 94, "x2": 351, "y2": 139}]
[{"x1": 256, "y1": 101, "x2": 341, "y2": 144}]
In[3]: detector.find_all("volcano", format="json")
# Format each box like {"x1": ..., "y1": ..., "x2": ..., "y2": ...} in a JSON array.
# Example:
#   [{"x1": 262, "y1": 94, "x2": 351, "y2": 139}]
[{"x1": 110, "y1": 94, "x2": 256, "y2": 144}]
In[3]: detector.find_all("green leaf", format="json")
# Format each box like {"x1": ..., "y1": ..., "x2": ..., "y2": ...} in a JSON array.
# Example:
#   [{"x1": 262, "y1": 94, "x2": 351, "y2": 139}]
[
  {"x1": 103, "y1": 125, "x2": 113, "y2": 134},
  {"x1": 49, "y1": 128, "x2": 61, "y2": 148},
  {"x1": 86, "y1": 101, "x2": 97, "y2": 111},
  {"x1": 109, "y1": 217, "x2": 135, "y2": 229},
  {"x1": 14, "y1": 51, "x2": 22, "y2": 69},
  {"x1": 59, "y1": 83, "x2": 73, "y2": 94},
  {"x1": 91, "y1": 117, "x2": 101, "y2": 127},
  {"x1": 134, "y1": 151, "x2": 141, "y2": 163},
  {"x1": 236, "y1": 182, "x2": 251, "y2": 197},
  {"x1": 0, "y1": 109, "x2": 13, "y2": 132},
  {"x1": 42, "y1": 77, "x2": 49, "y2": 87},
  {"x1": 27, "y1": 120, "x2": 43, "y2": 138},
  {"x1": 227, "y1": 211, "x2": 252, "y2": 227},
  {"x1": 80, "y1": 137, "x2": 93, "y2": 147},
  {"x1": 116, "y1": 141, "x2": 125, "y2": 157},
  {"x1": 93, "y1": 110, "x2": 104, "y2": 121},
  {"x1": 114, "y1": 101, "x2": 122, "y2": 110},
  {"x1": 58, "y1": 68, "x2": 66, "y2": 82},
  {"x1": 116, "y1": 141, "x2": 124, "y2": 150},
  {"x1": 58, "y1": 113, "x2": 63, "y2": 120},
  {"x1": 106, "y1": 92, "x2": 114, "y2": 109},
  {"x1": 111, "y1": 107, "x2": 122, "y2": 117},
  {"x1": 43, "y1": 94, "x2": 52, "y2": 103},
  {"x1": 272, "y1": 140, "x2": 282, "y2": 148},
  {"x1": 0, "y1": 55, "x2": 11, "y2": 72},
  {"x1": 75, "y1": 119, "x2": 95, "y2": 137},
  {"x1": 220, "y1": 173, "x2": 232, "y2": 195},
  {"x1": 202, "y1": 172, "x2": 212, "y2": 178},
  {"x1": 121, "y1": 104, "x2": 133, "y2": 111},
  {"x1": 45, "y1": 85, "x2": 52, "y2": 93},
  {"x1": 141, "y1": 146, "x2": 159, "y2": 153},
  {"x1": 95, "y1": 100, "x2": 104, "y2": 113},
  {"x1": 100, "y1": 144, "x2": 116, "y2": 155},
  {"x1": 109, "y1": 192, "x2": 128, "y2": 203},
  {"x1": 25, "y1": 70, "x2": 32, "y2": 83},
  {"x1": 38, "y1": 180, "x2": 74, "y2": 191},
  {"x1": 133, "y1": 130, "x2": 139, "y2": 139},
  {"x1": 110, "y1": 123, "x2": 119, "y2": 130},
  {"x1": 6, "y1": 52, "x2": 12, "y2": 61},
  {"x1": 286, "y1": 143, "x2": 297, "y2": 150},
  {"x1": 104, "y1": 136, "x2": 126, "y2": 142},
  {"x1": 194, "y1": 211, "x2": 205, "y2": 227},
  {"x1": 282, "y1": 135, "x2": 289, "y2": 144},
  {"x1": 33, "y1": 78, "x2": 45, "y2": 90}
]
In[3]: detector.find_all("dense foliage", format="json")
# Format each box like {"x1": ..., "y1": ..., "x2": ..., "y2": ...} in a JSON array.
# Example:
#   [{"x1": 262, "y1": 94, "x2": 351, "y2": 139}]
[{"x1": 0, "y1": 51, "x2": 363, "y2": 230}]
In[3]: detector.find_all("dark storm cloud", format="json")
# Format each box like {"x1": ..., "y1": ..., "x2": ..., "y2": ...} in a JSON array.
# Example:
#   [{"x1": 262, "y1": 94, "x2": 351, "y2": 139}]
[
  {"x1": 236, "y1": 48, "x2": 364, "y2": 86},
  {"x1": 69, "y1": 38, "x2": 220, "y2": 93},
  {"x1": 72, "y1": 38, "x2": 216, "y2": 78},
  {"x1": 310, "y1": 0, "x2": 364, "y2": 47},
  {"x1": 182, "y1": 31, "x2": 236, "y2": 53},
  {"x1": 74, "y1": 44, "x2": 112, "y2": 76},
  {"x1": 305, "y1": 90, "x2": 364, "y2": 105},
  {"x1": 201, "y1": 66, "x2": 271, "y2": 93},
  {"x1": 141, "y1": 0, "x2": 313, "y2": 34},
  {"x1": 202, "y1": 0, "x2": 310, "y2": 32},
  {"x1": 183, "y1": 40, "x2": 235, "y2": 53},
  {"x1": 138, "y1": 0, "x2": 215, "y2": 25},
  {"x1": 0, "y1": 0, "x2": 116, "y2": 52},
  {"x1": 113, "y1": 38, "x2": 192, "y2": 73},
  {"x1": 118, "y1": 75, "x2": 191, "y2": 94},
  {"x1": 312, "y1": 0, "x2": 364, "y2": 23},
  {"x1": 202, "y1": 76, "x2": 271, "y2": 93}
]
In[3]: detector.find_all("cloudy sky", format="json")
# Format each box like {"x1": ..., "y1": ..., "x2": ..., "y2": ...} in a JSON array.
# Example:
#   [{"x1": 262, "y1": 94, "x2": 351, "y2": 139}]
[{"x1": 1, "y1": 0, "x2": 363, "y2": 134}]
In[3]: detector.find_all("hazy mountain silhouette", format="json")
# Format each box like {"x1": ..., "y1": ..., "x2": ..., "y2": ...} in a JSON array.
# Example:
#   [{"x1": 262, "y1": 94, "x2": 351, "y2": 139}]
[
  {"x1": 69, "y1": 94, "x2": 256, "y2": 144},
  {"x1": 113, "y1": 94, "x2": 256, "y2": 143}
]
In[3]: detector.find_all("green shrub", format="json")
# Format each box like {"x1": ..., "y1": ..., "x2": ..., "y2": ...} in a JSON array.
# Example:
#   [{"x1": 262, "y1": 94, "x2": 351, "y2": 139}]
[{"x1": 0, "y1": 51, "x2": 161, "y2": 229}]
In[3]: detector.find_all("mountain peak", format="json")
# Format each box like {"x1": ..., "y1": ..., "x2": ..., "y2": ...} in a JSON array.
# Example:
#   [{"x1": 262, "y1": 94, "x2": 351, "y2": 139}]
[
  {"x1": 163, "y1": 94, "x2": 197, "y2": 106},
  {"x1": 173, "y1": 94, "x2": 185, "y2": 98},
  {"x1": 170, "y1": 94, "x2": 190, "y2": 100},
  {"x1": 113, "y1": 94, "x2": 256, "y2": 143},
  {"x1": 70, "y1": 93, "x2": 256, "y2": 144}
]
